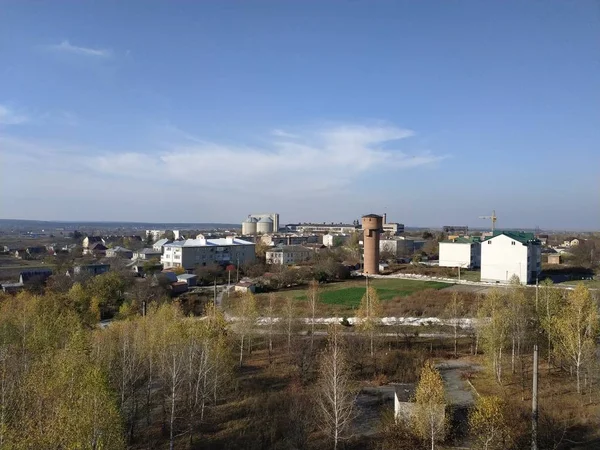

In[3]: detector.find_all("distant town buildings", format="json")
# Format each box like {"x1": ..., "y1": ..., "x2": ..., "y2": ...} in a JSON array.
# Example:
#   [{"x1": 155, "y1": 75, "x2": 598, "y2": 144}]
[
  {"x1": 161, "y1": 237, "x2": 255, "y2": 270},
  {"x1": 146, "y1": 230, "x2": 166, "y2": 242},
  {"x1": 284, "y1": 221, "x2": 360, "y2": 234},
  {"x1": 260, "y1": 234, "x2": 319, "y2": 247},
  {"x1": 439, "y1": 237, "x2": 481, "y2": 269},
  {"x1": 265, "y1": 245, "x2": 312, "y2": 265},
  {"x1": 480, "y1": 231, "x2": 541, "y2": 284},
  {"x1": 443, "y1": 225, "x2": 469, "y2": 236}
]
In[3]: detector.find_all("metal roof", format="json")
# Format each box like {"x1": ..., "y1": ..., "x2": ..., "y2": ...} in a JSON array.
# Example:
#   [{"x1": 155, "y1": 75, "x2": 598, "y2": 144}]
[{"x1": 164, "y1": 238, "x2": 254, "y2": 248}]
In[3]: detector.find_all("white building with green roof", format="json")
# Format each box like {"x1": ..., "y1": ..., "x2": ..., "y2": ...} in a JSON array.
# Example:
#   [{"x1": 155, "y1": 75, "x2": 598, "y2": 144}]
[
  {"x1": 481, "y1": 231, "x2": 541, "y2": 284},
  {"x1": 439, "y1": 236, "x2": 481, "y2": 269}
]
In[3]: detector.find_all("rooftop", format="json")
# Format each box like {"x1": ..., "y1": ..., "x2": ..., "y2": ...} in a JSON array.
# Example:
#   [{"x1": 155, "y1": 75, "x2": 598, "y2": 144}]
[
  {"x1": 164, "y1": 238, "x2": 254, "y2": 248},
  {"x1": 484, "y1": 231, "x2": 539, "y2": 244},
  {"x1": 267, "y1": 245, "x2": 311, "y2": 253},
  {"x1": 441, "y1": 236, "x2": 481, "y2": 244}
]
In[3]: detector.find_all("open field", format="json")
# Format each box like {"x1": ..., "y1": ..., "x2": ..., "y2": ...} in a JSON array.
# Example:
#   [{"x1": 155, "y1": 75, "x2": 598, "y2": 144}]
[
  {"x1": 295, "y1": 279, "x2": 450, "y2": 306},
  {"x1": 248, "y1": 278, "x2": 460, "y2": 316}
]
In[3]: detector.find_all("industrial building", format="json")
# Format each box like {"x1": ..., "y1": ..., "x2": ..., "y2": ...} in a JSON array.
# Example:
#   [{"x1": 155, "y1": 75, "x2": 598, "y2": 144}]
[
  {"x1": 242, "y1": 213, "x2": 280, "y2": 235},
  {"x1": 265, "y1": 245, "x2": 312, "y2": 265},
  {"x1": 439, "y1": 237, "x2": 481, "y2": 269},
  {"x1": 480, "y1": 231, "x2": 541, "y2": 284},
  {"x1": 381, "y1": 213, "x2": 405, "y2": 236},
  {"x1": 161, "y1": 237, "x2": 256, "y2": 270},
  {"x1": 260, "y1": 234, "x2": 319, "y2": 247},
  {"x1": 362, "y1": 214, "x2": 383, "y2": 275},
  {"x1": 380, "y1": 237, "x2": 415, "y2": 258},
  {"x1": 284, "y1": 221, "x2": 360, "y2": 234},
  {"x1": 443, "y1": 225, "x2": 469, "y2": 235}
]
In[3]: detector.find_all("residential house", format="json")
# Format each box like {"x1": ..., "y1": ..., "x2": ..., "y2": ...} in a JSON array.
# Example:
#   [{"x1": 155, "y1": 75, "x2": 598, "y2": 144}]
[
  {"x1": 536, "y1": 234, "x2": 549, "y2": 245},
  {"x1": 480, "y1": 231, "x2": 542, "y2": 284},
  {"x1": 161, "y1": 237, "x2": 255, "y2": 270},
  {"x1": 439, "y1": 237, "x2": 481, "y2": 269},
  {"x1": 266, "y1": 245, "x2": 312, "y2": 265},
  {"x1": 105, "y1": 246, "x2": 134, "y2": 259},
  {"x1": 261, "y1": 234, "x2": 319, "y2": 247},
  {"x1": 83, "y1": 236, "x2": 105, "y2": 250},
  {"x1": 133, "y1": 248, "x2": 163, "y2": 261},
  {"x1": 322, "y1": 234, "x2": 352, "y2": 248},
  {"x1": 235, "y1": 280, "x2": 256, "y2": 294},
  {"x1": 1, "y1": 283, "x2": 24, "y2": 294},
  {"x1": 72, "y1": 264, "x2": 110, "y2": 277},
  {"x1": 86, "y1": 242, "x2": 108, "y2": 256},
  {"x1": 19, "y1": 269, "x2": 53, "y2": 285},
  {"x1": 152, "y1": 238, "x2": 171, "y2": 252},
  {"x1": 547, "y1": 254, "x2": 562, "y2": 265},
  {"x1": 177, "y1": 273, "x2": 198, "y2": 287},
  {"x1": 562, "y1": 238, "x2": 582, "y2": 248}
]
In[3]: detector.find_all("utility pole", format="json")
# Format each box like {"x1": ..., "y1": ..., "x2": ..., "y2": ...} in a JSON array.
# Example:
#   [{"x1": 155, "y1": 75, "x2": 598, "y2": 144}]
[
  {"x1": 228, "y1": 268, "x2": 231, "y2": 298},
  {"x1": 236, "y1": 257, "x2": 240, "y2": 283},
  {"x1": 458, "y1": 266, "x2": 461, "y2": 282},
  {"x1": 142, "y1": 300, "x2": 146, "y2": 317},
  {"x1": 532, "y1": 344, "x2": 539, "y2": 450}
]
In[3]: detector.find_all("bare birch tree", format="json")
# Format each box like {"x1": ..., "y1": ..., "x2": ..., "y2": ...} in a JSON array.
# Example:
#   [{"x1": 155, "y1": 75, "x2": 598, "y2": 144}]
[
  {"x1": 478, "y1": 289, "x2": 509, "y2": 384},
  {"x1": 552, "y1": 284, "x2": 599, "y2": 394},
  {"x1": 444, "y1": 292, "x2": 465, "y2": 357},
  {"x1": 233, "y1": 292, "x2": 258, "y2": 368},
  {"x1": 307, "y1": 280, "x2": 320, "y2": 351},
  {"x1": 316, "y1": 324, "x2": 356, "y2": 450},
  {"x1": 356, "y1": 283, "x2": 382, "y2": 358},
  {"x1": 412, "y1": 361, "x2": 447, "y2": 450}
]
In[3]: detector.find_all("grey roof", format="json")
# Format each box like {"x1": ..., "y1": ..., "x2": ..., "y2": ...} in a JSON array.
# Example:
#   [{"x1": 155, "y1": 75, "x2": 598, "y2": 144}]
[
  {"x1": 164, "y1": 238, "x2": 254, "y2": 248},
  {"x1": 267, "y1": 245, "x2": 311, "y2": 253},
  {"x1": 109, "y1": 246, "x2": 132, "y2": 252},
  {"x1": 153, "y1": 238, "x2": 170, "y2": 247},
  {"x1": 177, "y1": 273, "x2": 197, "y2": 280},
  {"x1": 138, "y1": 248, "x2": 162, "y2": 254},
  {"x1": 244, "y1": 217, "x2": 258, "y2": 223},
  {"x1": 393, "y1": 383, "x2": 416, "y2": 402},
  {"x1": 258, "y1": 217, "x2": 273, "y2": 223}
]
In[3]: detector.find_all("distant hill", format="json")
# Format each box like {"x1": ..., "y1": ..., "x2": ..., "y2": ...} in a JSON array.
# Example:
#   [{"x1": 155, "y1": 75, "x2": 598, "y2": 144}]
[{"x1": 0, "y1": 219, "x2": 240, "y2": 231}]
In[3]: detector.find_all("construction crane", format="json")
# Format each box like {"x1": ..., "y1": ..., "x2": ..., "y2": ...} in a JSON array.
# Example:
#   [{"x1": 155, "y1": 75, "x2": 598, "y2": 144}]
[{"x1": 479, "y1": 210, "x2": 497, "y2": 232}]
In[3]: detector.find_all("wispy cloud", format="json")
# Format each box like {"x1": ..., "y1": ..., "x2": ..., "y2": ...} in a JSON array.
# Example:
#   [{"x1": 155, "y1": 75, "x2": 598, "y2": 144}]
[
  {"x1": 0, "y1": 104, "x2": 28, "y2": 125},
  {"x1": 49, "y1": 40, "x2": 112, "y2": 58},
  {"x1": 89, "y1": 123, "x2": 445, "y2": 194},
  {"x1": 271, "y1": 129, "x2": 299, "y2": 139},
  {"x1": 0, "y1": 122, "x2": 447, "y2": 220}
]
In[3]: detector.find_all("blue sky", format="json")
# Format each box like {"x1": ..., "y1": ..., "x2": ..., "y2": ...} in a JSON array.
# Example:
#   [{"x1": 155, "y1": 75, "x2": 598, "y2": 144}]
[{"x1": 1, "y1": 1, "x2": 599, "y2": 229}]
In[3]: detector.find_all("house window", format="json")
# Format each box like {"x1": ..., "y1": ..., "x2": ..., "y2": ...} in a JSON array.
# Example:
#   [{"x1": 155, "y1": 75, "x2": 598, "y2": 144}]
[
  {"x1": 511, "y1": 242, "x2": 515, "y2": 246},
  {"x1": 488, "y1": 241, "x2": 492, "y2": 245}
]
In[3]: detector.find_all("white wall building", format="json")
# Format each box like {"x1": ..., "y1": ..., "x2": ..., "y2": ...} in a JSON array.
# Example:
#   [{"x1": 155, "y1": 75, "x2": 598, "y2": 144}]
[
  {"x1": 380, "y1": 238, "x2": 415, "y2": 257},
  {"x1": 439, "y1": 237, "x2": 481, "y2": 269},
  {"x1": 266, "y1": 246, "x2": 312, "y2": 265},
  {"x1": 161, "y1": 237, "x2": 256, "y2": 270},
  {"x1": 480, "y1": 232, "x2": 541, "y2": 284}
]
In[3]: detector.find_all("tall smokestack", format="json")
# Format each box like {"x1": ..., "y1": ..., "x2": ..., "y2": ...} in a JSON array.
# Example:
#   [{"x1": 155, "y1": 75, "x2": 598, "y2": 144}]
[{"x1": 383, "y1": 213, "x2": 387, "y2": 224}]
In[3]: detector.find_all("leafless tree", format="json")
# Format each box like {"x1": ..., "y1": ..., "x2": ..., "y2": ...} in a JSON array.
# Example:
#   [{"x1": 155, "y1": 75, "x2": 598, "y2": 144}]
[{"x1": 316, "y1": 324, "x2": 356, "y2": 450}]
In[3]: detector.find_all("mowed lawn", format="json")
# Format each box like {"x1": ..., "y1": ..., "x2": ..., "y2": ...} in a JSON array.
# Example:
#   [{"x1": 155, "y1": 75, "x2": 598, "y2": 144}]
[{"x1": 284, "y1": 278, "x2": 451, "y2": 309}]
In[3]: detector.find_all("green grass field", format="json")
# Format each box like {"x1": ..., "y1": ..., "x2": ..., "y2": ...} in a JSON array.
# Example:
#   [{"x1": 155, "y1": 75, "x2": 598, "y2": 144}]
[{"x1": 283, "y1": 278, "x2": 451, "y2": 309}]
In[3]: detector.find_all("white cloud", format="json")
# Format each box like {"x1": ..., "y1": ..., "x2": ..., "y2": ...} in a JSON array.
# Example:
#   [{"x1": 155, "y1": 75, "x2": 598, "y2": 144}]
[
  {"x1": 271, "y1": 129, "x2": 299, "y2": 139},
  {"x1": 0, "y1": 122, "x2": 447, "y2": 221},
  {"x1": 0, "y1": 105, "x2": 28, "y2": 125},
  {"x1": 49, "y1": 40, "x2": 112, "y2": 58},
  {"x1": 89, "y1": 123, "x2": 445, "y2": 194}
]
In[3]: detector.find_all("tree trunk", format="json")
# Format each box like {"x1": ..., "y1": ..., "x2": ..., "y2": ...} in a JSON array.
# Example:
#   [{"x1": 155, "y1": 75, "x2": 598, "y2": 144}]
[{"x1": 239, "y1": 335, "x2": 244, "y2": 368}]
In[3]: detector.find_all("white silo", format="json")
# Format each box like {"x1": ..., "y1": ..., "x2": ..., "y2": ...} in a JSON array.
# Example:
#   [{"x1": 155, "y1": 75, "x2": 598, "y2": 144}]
[
  {"x1": 256, "y1": 216, "x2": 274, "y2": 234},
  {"x1": 242, "y1": 217, "x2": 258, "y2": 236}
]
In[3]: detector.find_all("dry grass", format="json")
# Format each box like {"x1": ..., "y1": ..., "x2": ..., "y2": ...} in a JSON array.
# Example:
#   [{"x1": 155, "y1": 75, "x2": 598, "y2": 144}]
[{"x1": 469, "y1": 356, "x2": 600, "y2": 448}]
